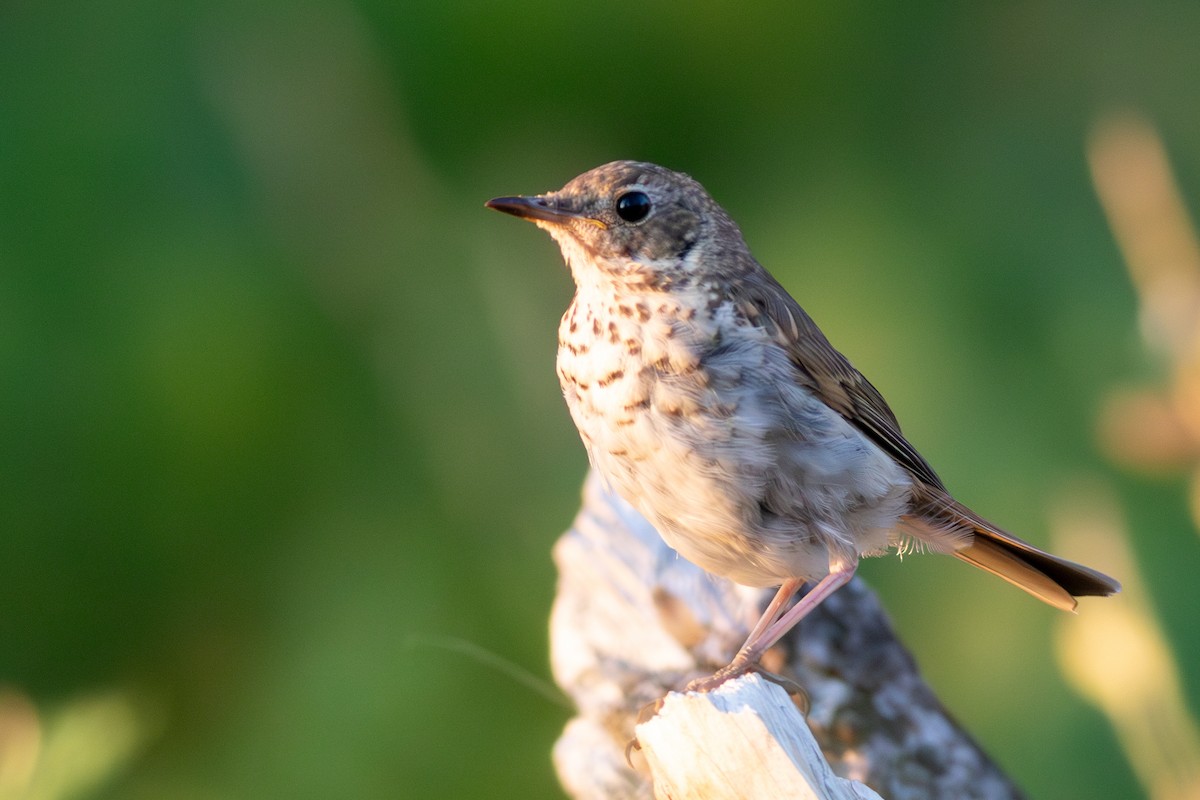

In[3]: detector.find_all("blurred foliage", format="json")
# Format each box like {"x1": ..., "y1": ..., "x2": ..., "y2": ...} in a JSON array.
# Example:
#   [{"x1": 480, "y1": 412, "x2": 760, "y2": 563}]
[{"x1": 2, "y1": 1, "x2": 1199, "y2": 798}]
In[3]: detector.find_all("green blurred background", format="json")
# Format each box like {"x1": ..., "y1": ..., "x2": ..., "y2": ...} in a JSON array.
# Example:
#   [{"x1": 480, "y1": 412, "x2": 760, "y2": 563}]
[{"x1": 4, "y1": 1, "x2": 1199, "y2": 798}]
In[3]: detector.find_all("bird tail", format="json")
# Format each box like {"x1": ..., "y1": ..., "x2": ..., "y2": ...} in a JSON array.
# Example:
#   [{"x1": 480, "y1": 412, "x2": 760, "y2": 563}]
[{"x1": 906, "y1": 486, "x2": 1121, "y2": 612}]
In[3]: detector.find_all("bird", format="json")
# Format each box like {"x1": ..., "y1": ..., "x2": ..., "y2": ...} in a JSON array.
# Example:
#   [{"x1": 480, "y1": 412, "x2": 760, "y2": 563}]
[{"x1": 486, "y1": 160, "x2": 1120, "y2": 688}]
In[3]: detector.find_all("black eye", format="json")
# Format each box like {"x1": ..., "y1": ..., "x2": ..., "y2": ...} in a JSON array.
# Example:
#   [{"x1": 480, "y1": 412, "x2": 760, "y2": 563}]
[{"x1": 615, "y1": 191, "x2": 652, "y2": 223}]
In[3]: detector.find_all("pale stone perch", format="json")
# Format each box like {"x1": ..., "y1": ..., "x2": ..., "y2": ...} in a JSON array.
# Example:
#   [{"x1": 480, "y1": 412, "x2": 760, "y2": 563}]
[{"x1": 551, "y1": 472, "x2": 1025, "y2": 800}]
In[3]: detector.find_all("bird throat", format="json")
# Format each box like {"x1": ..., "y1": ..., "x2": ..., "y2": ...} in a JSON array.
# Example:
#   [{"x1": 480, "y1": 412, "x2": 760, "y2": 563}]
[{"x1": 554, "y1": 282, "x2": 724, "y2": 477}]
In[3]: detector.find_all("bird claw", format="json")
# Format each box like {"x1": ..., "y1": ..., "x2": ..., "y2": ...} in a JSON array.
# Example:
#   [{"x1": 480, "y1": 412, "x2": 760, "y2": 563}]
[
  {"x1": 623, "y1": 735, "x2": 642, "y2": 769},
  {"x1": 682, "y1": 661, "x2": 752, "y2": 693},
  {"x1": 683, "y1": 661, "x2": 809, "y2": 712},
  {"x1": 636, "y1": 696, "x2": 666, "y2": 725},
  {"x1": 624, "y1": 697, "x2": 666, "y2": 767}
]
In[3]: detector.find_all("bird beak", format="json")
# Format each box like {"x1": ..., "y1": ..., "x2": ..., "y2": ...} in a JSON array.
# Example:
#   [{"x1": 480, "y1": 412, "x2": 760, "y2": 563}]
[{"x1": 485, "y1": 195, "x2": 607, "y2": 229}]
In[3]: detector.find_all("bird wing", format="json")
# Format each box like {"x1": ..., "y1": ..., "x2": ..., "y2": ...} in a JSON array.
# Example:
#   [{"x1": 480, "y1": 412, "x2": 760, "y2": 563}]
[
  {"x1": 729, "y1": 269, "x2": 1122, "y2": 606},
  {"x1": 730, "y1": 271, "x2": 947, "y2": 491}
]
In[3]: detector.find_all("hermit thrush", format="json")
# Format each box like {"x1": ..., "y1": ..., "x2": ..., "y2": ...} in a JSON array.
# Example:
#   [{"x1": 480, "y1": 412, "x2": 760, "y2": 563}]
[{"x1": 487, "y1": 161, "x2": 1119, "y2": 687}]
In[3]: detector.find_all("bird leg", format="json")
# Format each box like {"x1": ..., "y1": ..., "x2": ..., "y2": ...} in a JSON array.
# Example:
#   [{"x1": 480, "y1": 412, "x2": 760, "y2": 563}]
[
  {"x1": 685, "y1": 562, "x2": 857, "y2": 693},
  {"x1": 755, "y1": 560, "x2": 856, "y2": 656},
  {"x1": 741, "y1": 577, "x2": 805, "y2": 653}
]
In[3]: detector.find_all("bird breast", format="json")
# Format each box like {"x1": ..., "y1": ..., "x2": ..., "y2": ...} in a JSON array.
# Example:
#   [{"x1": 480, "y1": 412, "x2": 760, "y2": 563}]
[{"x1": 555, "y1": 287, "x2": 911, "y2": 586}]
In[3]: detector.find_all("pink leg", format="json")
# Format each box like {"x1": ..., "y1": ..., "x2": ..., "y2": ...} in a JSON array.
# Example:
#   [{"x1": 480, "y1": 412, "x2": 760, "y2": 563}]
[
  {"x1": 746, "y1": 560, "x2": 857, "y2": 662},
  {"x1": 738, "y1": 578, "x2": 804, "y2": 654},
  {"x1": 685, "y1": 562, "x2": 856, "y2": 692}
]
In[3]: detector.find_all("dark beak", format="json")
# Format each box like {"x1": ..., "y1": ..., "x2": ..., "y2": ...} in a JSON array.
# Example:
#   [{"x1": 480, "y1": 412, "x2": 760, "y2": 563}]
[{"x1": 485, "y1": 195, "x2": 606, "y2": 229}]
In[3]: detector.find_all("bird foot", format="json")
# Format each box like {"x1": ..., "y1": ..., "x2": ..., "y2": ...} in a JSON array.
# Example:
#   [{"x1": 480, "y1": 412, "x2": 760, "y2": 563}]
[
  {"x1": 683, "y1": 660, "x2": 809, "y2": 711},
  {"x1": 682, "y1": 660, "x2": 754, "y2": 693}
]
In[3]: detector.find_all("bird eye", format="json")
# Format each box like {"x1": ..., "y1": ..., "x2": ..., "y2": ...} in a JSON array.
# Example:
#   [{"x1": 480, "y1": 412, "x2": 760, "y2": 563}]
[{"x1": 615, "y1": 191, "x2": 652, "y2": 223}]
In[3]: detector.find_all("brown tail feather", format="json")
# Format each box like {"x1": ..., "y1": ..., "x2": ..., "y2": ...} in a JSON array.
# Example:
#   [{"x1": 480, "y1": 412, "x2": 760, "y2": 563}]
[
  {"x1": 955, "y1": 538, "x2": 1078, "y2": 611},
  {"x1": 910, "y1": 486, "x2": 1121, "y2": 611}
]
